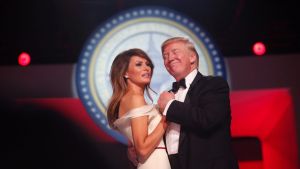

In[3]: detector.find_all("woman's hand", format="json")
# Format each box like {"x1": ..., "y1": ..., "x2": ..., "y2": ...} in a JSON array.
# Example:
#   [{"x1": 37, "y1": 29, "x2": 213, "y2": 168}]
[
  {"x1": 127, "y1": 141, "x2": 138, "y2": 166},
  {"x1": 160, "y1": 115, "x2": 168, "y2": 130}
]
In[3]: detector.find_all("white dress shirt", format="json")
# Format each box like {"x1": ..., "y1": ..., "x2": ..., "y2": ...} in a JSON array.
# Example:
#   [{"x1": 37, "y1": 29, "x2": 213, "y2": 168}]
[{"x1": 163, "y1": 69, "x2": 198, "y2": 154}]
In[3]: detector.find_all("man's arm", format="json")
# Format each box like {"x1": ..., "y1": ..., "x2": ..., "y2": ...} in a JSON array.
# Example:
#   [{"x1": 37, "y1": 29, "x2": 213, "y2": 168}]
[{"x1": 160, "y1": 77, "x2": 231, "y2": 131}]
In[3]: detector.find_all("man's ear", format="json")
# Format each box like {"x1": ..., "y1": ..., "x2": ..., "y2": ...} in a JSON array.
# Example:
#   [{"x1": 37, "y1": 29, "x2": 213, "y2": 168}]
[{"x1": 190, "y1": 53, "x2": 197, "y2": 65}]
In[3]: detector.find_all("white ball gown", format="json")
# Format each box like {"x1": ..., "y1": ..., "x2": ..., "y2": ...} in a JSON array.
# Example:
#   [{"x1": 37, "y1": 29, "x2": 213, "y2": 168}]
[{"x1": 114, "y1": 104, "x2": 171, "y2": 169}]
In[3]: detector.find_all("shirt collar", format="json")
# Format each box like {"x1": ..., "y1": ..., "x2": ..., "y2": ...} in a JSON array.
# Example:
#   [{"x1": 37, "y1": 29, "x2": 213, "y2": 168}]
[{"x1": 184, "y1": 69, "x2": 198, "y2": 88}]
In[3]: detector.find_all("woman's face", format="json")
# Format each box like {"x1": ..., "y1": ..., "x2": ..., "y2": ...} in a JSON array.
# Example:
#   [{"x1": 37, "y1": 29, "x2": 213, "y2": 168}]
[{"x1": 125, "y1": 56, "x2": 152, "y2": 86}]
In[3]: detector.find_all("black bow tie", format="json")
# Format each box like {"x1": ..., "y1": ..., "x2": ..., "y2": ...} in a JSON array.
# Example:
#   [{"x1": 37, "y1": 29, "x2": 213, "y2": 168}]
[{"x1": 172, "y1": 78, "x2": 186, "y2": 93}]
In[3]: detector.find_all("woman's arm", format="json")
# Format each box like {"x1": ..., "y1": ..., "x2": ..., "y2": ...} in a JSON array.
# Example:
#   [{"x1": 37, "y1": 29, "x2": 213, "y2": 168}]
[
  {"x1": 129, "y1": 95, "x2": 167, "y2": 163},
  {"x1": 131, "y1": 115, "x2": 166, "y2": 163}
]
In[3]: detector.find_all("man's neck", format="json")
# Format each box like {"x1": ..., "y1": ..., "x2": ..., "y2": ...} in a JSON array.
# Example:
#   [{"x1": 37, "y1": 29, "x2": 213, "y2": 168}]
[{"x1": 175, "y1": 68, "x2": 197, "y2": 81}]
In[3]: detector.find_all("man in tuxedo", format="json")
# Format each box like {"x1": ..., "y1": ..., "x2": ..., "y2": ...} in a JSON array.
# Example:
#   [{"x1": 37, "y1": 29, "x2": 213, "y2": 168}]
[{"x1": 157, "y1": 37, "x2": 239, "y2": 169}]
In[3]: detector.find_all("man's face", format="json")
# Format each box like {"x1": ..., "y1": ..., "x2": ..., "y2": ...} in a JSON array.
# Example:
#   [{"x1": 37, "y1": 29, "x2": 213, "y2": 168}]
[{"x1": 162, "y1": 42, "x2": 196, "y2": 81}]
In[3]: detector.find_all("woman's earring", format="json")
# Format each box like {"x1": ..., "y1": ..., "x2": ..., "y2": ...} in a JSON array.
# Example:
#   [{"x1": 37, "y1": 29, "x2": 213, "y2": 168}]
[{"x1": 124, "y1": 75, "x2": 129, "y2": 79}]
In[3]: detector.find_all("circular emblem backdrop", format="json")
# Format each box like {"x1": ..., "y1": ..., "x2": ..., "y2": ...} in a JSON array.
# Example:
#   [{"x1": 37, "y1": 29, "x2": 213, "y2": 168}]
[{"x1": 75, "y1": 6, "x2": 228, "y2": 144}]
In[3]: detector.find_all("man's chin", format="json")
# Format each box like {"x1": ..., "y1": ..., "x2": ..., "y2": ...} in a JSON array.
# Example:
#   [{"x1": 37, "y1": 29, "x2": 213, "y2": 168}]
[{"x1": 170, "y1": 72, "x2": 180, "y2": 78}]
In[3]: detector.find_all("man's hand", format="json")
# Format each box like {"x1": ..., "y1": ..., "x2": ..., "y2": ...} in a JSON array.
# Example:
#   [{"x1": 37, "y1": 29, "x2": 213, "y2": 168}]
[
  {"x1": 157, "y1": 91, "x2": 175, "y2": 113},
  {"x1": 127, "y1": 142, "x2": 138, "y2": 166}
]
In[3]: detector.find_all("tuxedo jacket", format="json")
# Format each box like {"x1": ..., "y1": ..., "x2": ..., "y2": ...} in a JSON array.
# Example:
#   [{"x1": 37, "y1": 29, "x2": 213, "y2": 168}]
[{"x1": 166, "y1": 72, "x2": 239, "y2": 169}]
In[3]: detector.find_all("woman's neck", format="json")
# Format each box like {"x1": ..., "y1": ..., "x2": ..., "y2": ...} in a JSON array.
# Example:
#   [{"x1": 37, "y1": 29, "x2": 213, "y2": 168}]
[{"x1": 126, "y1": 83, "x2": 145, "y2": 95}]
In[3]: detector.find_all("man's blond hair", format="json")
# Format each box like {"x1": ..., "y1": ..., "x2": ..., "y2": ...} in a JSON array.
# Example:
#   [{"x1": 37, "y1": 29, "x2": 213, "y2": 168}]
[{"x1": 161, "y1": 37, "x2": 199, "y2": 67}]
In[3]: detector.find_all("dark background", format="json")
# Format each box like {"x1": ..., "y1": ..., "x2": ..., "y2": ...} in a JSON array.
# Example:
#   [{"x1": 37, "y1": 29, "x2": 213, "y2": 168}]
[
  {"x1": 1, "y1": 1, "x2": 300, "y2": 168},
  {"x1": 1, "y1": 0, "x2": 299, "y2": 65}
]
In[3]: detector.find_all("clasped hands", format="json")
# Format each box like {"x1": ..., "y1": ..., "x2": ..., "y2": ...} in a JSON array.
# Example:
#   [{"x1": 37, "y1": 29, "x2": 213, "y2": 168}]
[{"x1": 157, "y1": 91, "x2": 175, "y2": 114}]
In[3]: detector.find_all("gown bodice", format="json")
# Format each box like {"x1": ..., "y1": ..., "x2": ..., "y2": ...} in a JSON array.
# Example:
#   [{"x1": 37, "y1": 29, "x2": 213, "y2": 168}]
[
  {"x1": 114, "y1": 104, "x2": 165, "y2": 147},
  {"x1": 113, "y1": 104, "x2": 170, "y2": 169}
]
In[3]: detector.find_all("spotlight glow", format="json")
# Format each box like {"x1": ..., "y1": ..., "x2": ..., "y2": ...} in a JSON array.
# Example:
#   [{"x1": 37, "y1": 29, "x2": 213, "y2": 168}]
[
  {"x1": 252, "y1": 42, "x2": 266, "y2": 56},
  {"x1": 18, "y1": 52, "x2": 31, "y2": 66}
]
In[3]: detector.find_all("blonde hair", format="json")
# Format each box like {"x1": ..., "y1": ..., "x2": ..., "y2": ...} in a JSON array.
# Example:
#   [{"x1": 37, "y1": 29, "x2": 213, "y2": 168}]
[
  {"x1": 107, "y1": 48, "x2": 154, "y2": 129},
  {"x1": 161, "y1": 37, "x2": 199, "y2": 66}
]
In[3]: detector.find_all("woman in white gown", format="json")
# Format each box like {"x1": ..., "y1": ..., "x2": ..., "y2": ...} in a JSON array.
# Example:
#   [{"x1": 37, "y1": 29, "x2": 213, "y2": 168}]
[{"x1": 107, "y1": 48, "x2": 171, "y2": 169}]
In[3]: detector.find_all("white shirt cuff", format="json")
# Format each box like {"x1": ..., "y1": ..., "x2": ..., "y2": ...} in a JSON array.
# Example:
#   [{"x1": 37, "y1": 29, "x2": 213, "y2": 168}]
[{"x1": 162, "y1": 99, "x2": 175, "y2": 116}]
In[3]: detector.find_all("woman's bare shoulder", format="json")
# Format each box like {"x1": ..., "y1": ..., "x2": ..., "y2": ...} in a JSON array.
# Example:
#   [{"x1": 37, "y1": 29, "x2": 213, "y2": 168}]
[{"x1": 119, "y1": 94, "x2": 146, "y2": 115}]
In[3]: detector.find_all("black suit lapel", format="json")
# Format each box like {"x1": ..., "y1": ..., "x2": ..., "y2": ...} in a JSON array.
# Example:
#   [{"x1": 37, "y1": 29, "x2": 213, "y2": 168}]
[
  {"x1": 178, "y1": 72, "x2": 203, "y2": 146},
  {"x1": 188, "y1": 72, "x2": 203, "y2": 93}
]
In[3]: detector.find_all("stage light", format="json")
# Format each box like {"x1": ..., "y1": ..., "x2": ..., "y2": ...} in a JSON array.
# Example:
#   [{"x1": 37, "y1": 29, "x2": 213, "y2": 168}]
[
  {"x1": 18, "y1": 52, "x2": 31, "y2": 66},
  {"x1": 252, "y1": 42, "x2": 266, "y2": 56}
]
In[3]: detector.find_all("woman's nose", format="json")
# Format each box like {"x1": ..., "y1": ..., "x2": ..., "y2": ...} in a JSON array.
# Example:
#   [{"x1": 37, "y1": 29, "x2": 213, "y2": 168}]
[{"x1": 143, "y1": 65, "x2": 151, "y2": 71}]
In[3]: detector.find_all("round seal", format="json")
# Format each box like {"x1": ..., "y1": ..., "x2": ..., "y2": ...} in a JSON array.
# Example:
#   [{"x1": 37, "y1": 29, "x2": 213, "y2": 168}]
[{"x1": 75, "y1": 6, "x2": 228, "y2": 144}]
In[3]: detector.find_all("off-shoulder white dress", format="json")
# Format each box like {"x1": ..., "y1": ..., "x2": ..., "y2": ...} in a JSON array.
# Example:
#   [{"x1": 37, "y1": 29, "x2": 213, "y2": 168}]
[{"x1": 114, "y1": 105, "x2": 171, "y2": 169}]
